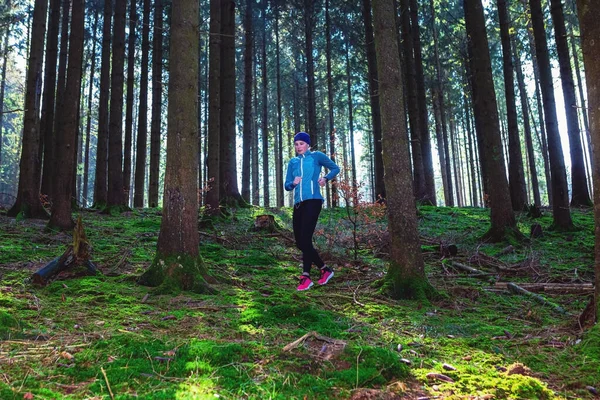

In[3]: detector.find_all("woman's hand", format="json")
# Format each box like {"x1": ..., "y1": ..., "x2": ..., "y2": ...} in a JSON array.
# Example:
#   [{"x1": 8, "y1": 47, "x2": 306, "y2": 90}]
[
  {"x1": 318, "y1": 177, "x2": 327, "y2": 187},
  {"x1": 293, "y1": 176, "x2": 302, "y2": 185}
]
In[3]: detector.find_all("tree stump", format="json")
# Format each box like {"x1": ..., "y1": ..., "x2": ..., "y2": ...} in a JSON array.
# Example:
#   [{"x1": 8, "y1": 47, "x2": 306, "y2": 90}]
[
  {"x1": 252, "y1": 214, "x2": 276, "y2": 233},
  {"x1": 31, "y1": 215, "x2": 99, "y2": 285}
]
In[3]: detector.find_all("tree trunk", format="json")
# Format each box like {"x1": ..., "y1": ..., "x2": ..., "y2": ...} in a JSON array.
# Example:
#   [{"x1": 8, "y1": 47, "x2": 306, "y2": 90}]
[
  {"x1": 513, "y1": 40, "x2": 541, "y2": 207},
  {"x1": 575, "y1": 0, "x2": 600, "y2": 324},
  {"x1": 409, "y1": 0, "x2": 435, "y2": 205},
  {"x1": 498, "y1": 0, "x2": 527, "y2": 211},
  {"x1": 363, "y1": 0, "x2": 385, "y2": 201},
  {"x1": 205, "y1": 0, "x2": 221, "y2": 212},
  {"x1": 275, "y1": 0, "x2": 284, "y2": 208},
  {"x1": 148, "y1": 0, "x2": 163, "y2": 208},
  {"x1": 106, "y1": 0, "x2": 127, "y2": 212},
  {"x1": 399, "y1": 0, "x2": 427, "y2": 203},
  {"x1": 465, "y1": 0, "x2": 518, "y2": 241},
  {"x1": 304, "y1": 0, "x2": 317, "y2": 147},
  {"x1": 39, "y1": 0, "x2": 61, "y2": 200},
  {"x1": 49, "y1": 0, "x2": 84, "y2": 230},
  {"x1": 123, "y1": 0, "x2": 137, "y2": 207},
  {"x1": 7, "y1": 0, "x2": 49, "y2": 219},
  {"x1": 550, "y1": 0, "x2": 591, "y2": 207},
  {"x1": 139, "y1": 0, "x2": 212, "y2": 294},
  {"x1": 261, "y1": 0, "x2": 269, "y2": 208},
  {"x1": 94, "y1": 0, "x2": 112, "y2": 208},
  {"x1": 529, "y1": 0, "x2": 573, "y2": 229},
  {"x1": 372, "y1": 0, "x2": 434, "y2": 300},
  {"x1": 241, "y1": 0, "x2": 253, "y2": 204},
  {"x1": 252, "y1": 56, "x2": 259, "y2": 205},
  {"x1": 0, "y1": 24, "x2": 9, "y2": 182},
  {"x1": 219, "y1": 0, "x2": 243, "y2": 207},
  {"x1": 345, "y1": 41, "x2": 358, "y2": 204},
  {"x1": 325, "y1": 0, "x2": 337, "y2": 207},
  {"x1": 134, "y1": 0, "x2": 151, "y2": 208}
]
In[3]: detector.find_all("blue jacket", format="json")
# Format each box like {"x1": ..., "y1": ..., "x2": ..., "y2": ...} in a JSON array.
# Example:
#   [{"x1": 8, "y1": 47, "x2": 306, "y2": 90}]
[{"x1": 284, "y1": 150, "x2": 340, "y2": 205}]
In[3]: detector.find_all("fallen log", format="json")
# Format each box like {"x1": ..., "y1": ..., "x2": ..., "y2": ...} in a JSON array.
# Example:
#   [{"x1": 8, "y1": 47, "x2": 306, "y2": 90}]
[
  {"x1": 451, "y1": 262, "x2": 496, "y2": 283},
  {"x1": 493, "y1": 282, "x2": 593, "y2": 294},
  {"x1": 506, "y1": 282, "x2": 568, "y2": 315}
]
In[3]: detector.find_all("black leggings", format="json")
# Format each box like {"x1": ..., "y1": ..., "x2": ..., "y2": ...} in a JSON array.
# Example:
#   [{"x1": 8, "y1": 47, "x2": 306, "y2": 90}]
[{"x1": 293, "y1": 199, "x2": 325, "y2": 275}]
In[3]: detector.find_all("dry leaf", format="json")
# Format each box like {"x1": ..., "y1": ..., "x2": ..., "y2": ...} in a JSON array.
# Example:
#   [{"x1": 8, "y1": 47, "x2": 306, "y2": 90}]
[
  {"x1": 60, "y1": 351, "x2": 74, "y2": 360},
  {"x1": 23, "y1": 393, "x2": 34, "y2": 399}
]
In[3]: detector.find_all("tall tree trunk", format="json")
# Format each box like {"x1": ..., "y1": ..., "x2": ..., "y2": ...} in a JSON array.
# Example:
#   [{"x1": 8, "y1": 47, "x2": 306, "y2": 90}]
[
  {"x1": 49, "y1": 0, "x2": 84, "y2": 230},
  {"x1": 345, "y1": 42, "x2": 357, "y2": 203},
  {"x1": 275, "y1": 0, "x2": 283, "y2": 208},
  {"x1": 39, "y1": 0, "x2": 61, "y2": 199},
  {"x1": 513, "y1": 40, "x2": 541, "y2": 207},
  {"x1": 134, "y1": 0, "x2": 150, "y2": 208},
  {"x1": 465, "y1": 103, "x2": 479, "y2": 206},
  {"x1": 252, "y1": 55, "x2": 260, "y2": 205},
  {"x1": 409, "y1": 0, "x2": 435, "y2": 204},
  {"x1": 123, "y1": 0, "x2": 137, "y2": 207},
  {"x1": 7, "y1": 0, "x2": 49, "y2": 219},
  {"x1": 261, "y1": 0, "x2": 269, "y2": 207},
  {"x1": 325, "y1": 0, "x2": 337, "y2": 207},
  {"x1": 83, "y1": 11, "x2": 98, "y2": 208},
  {"x1": 575, "y1": 0, "x2": 600, "y2": 324},
  {"x1": 304, "y1": 0, "x2": 317, "y2": 147},
  {"x1": 399, "y1": 0, "x2": 426, "y2": 203},
  {"x1": 139, "y1": 0, "x2": 212, "y2": 294},
  {"x1": 530, "y1": 0, "x2": 573, "y2": 229},
  {"x1": 94, "y1": 0, "x2": 112, "y2": 208},
  {"x1": 219, "y1": 0, "x2": 242, "y2": 206},
  {"x1": 148, "y1": 0, "x2": 163, "y2": 208},
  {"x1": 465, "y1": 0, "x2": 518, "y2": 241},
  {"x1": 498, "y1": 0, "x2": 527, "y2": 211},
  {"x1": 106, "y1": 0, "x2": 127, "y2": 211},
  {"x1": 241, "y1": 0, "x2": 253, "y2": 204},
  {"x1": 372, "y1": 0, "x2": 434, "y2": 300},
  {"x1": 0, "y1": 25, "x2": 9, "y2": 183},
  {"x1": 363, "y1": 0, "x2": 385, "y2": 201},
  {"x1": 550, "y1": 0, "x2": 591, "y2": 207},
  {"x1": 205, "y1": 0, "x2": 221, "y2": 212}
]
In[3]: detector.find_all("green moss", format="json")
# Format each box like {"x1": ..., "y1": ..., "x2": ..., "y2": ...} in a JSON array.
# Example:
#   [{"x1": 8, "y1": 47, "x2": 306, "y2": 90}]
[{"x1": 138, "y1": 253, "x2": 215, "y2": 294}]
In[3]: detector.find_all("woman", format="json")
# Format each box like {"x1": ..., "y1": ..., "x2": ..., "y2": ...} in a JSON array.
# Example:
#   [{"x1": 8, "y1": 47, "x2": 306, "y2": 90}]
[{"x1": 284, "y1": 131, "x2": 340, "y2": 291}]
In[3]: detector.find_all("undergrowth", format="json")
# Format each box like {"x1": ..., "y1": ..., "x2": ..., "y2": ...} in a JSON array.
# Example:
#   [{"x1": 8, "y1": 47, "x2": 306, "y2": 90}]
[{"x1": 0, "y1": 205, "x2": 597, "y2": 399}]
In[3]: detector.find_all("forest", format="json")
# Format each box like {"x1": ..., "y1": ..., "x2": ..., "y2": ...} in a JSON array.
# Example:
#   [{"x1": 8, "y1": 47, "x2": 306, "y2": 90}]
[{"x1": 1, "y1": 0, "x2": 600, "y2": 398}]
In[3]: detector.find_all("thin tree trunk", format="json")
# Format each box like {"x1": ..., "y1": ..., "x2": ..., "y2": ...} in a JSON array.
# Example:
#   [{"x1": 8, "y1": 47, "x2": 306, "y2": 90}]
[
  {"x1": 0, "y1": 18, "x2": 11, "y2": 196},
  {"x1": 325, "y1": 0, "x2": 337, "y2": 207},
  {"x1": 363, "y1": 0, "x2": 385, "y2": 201},
  {"x1": 513, "y1": 40, "x2": 541, "y2": 207},
  {"x1": 261, "y1": 0, "x2": 269, "y2": 207},
  {"x1": 550, "y1": 0, "x2": 591, "y2": 207},
  {"x1": 275, "y1": 0, "x2": 283, "y2": 207},
  {"x1": 252, "y1": 53, "x2": 259, "y2": 205},
  {"x1": 123, "y1": 0, "x2": 137, "y2": 206},
  {"x1": 94, "y1": 0, "x2": 112, "y2": 208},
  {"x1": 241, "y1": 0, "x2": 253, "y2": 204},
  {"x1": 49, "y1": 0, "x2": 84, "y2": 230},
  {"x1": 134, "y1": 0, "x2": 151, "y2": 208},
  {"x1": 304, "y1": 0, "x2": 317, "y2": 147},
  {"x1": 83, "y1": 11, "x2": 99, "y2": 208},
  {"x1": 530, "y1": 0, "x2": 573, "y2": 229},
  {"x1": 7, "y1": 0, "x2": 49, "y2": 219},
  {"x1": 498, "y1": 0, "x2": 527, "y2": 211},
  {"x1": 149, "y1": 0, "x2": 163, "y2": 208}
]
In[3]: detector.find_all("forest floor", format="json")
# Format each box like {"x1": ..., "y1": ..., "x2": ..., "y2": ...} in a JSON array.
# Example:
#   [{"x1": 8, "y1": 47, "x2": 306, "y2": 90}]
[{"x1": 0, "y1": 204, "x2": 598, "y2": 399}]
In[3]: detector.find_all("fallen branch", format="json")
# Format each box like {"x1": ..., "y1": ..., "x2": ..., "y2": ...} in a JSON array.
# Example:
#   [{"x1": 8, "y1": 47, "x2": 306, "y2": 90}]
[
  {"x1": 283, "y1": 331, "x2": 346, "y2": 352},
  {"x1": 353, "y1": 284, "x2": 366, "y2": 307},
  {"x1": 451, "y1": 262, "x2": 496, "y2": 283},
  {"x1": 506, "y1": 282, "x2": 569, "y2": 315},
  {"x1": 493, "y1": 282, "x2": 593, "y2": 294}
]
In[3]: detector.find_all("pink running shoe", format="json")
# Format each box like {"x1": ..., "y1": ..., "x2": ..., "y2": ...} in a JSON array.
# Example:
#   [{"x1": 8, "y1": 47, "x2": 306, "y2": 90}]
[
  {"x1": 318, "y1": 266, "x2": 334, "y2": 285},
  {"x1": 297, "y1": 275, "x2": 313, "y2": 291}
]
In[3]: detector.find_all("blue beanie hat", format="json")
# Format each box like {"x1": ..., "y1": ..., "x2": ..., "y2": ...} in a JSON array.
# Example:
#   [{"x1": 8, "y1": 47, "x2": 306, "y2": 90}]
[{"x1": 294, "y1": 132, "x2": 311, "y2": 145}]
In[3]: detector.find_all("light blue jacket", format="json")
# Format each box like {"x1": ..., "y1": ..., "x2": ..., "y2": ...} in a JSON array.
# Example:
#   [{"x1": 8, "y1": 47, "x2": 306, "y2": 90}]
[{"x1": 284, "y1": 150, "x2": 340, "y2": 205}]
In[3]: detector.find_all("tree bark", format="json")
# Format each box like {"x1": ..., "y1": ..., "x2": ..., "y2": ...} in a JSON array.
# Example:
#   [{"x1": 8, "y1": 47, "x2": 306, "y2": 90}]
[
  {"x1": 325, "y1": 0, "x2": 337, "y2": 207},
  {"x1": 94, "y1": 0, "x2": 113, "y2": 208},
  {"x1": 362, "y1": 0, "x2": 385, "y2": 202},
  {"x1": 139, "y1": 0, "x2": 212, "y2": 294},
  {"x1": 465, "y1": 0, "x2": 518, "y2": 241},
  {"x1": 49, "y1": 0, "x2": 84, "y2": 230},
  {"x1": 7, "y1": 0, "x2": 49, "y2": 219},
  {"x1": 134, "y1": 0, "x2": 151, "y2": 208},
  {"x1": 205, "y1": 0, "x2": 221, "y2": 213},
  {"x1": 550, "y1": 0, "x2": 591, "y2": 207},
  {"x1": 498, "y1": 0, "x2": 527, "y2": 211},
  {"x1": 304, "y1": 0, "x2": 317, "y2": 147},
  {"x1": 241, "y1": 0, "x2": 253, "y2": 204},
  {"x1": 529, "y1": 0, "x2": 573, "y2": 229},
  {"x1": 123, "y1": 0, "x2": 137, "y2": 207},
  {"x1": 106, "y1": 0, "x2": 127, "y2": 212},
  {"x1": 275, "y1": 0, "x2": 284, "y2": 208},
  {"x1": 575, "y1": 0, "x2": 599, "y2": 323},
  {"x1": 261, "y1": 0, "x2": 269, "y2": 207},
  {"x1": 372, "y1": 0, "x2": 434, "y2": 300},
  {"x1": 148, "y1": 0, "x2": 163, "y2": 208}
]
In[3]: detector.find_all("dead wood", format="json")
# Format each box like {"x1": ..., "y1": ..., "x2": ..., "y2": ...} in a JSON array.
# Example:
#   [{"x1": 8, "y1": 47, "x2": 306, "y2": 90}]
[
  {"x1": 493, "y1": 282, "x2": 594, "y2": 294},
  {"x1": 506, "y1": 282, "x2": 568, "y2": 315}
]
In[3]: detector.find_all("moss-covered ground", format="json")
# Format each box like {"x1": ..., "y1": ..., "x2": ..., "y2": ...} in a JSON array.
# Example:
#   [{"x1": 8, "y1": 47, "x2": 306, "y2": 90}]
[{"x1": 0, "y1": 205, "x2": 597, "y2": 399}]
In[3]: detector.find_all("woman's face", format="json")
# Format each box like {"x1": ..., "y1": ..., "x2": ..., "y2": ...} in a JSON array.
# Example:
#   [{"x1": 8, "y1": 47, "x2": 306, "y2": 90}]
[{"x1": 295, "y1": 140, "x2": 309, "y2": 155}]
